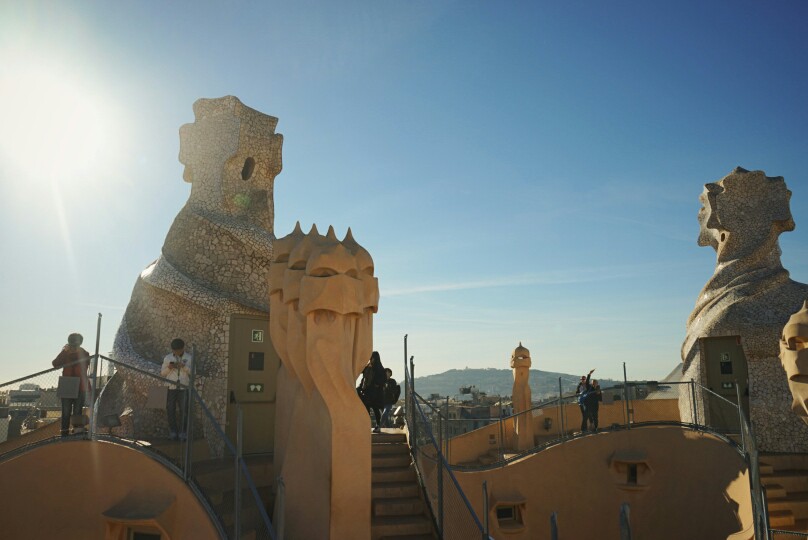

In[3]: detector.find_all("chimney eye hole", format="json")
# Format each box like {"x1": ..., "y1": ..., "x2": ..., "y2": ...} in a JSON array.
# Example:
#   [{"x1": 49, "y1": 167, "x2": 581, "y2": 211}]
[{"x1": 241, "y1": 157, "x2": 256, "y2": 181}]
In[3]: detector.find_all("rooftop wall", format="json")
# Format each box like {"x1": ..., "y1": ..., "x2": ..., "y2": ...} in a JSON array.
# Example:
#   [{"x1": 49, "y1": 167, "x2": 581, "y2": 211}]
[
  {"x1": 451, "y1": 426, "x2": 751, "y2": 540},
  {"x1": 0, "y1": 440, "x2": 218, "y2": 540}
]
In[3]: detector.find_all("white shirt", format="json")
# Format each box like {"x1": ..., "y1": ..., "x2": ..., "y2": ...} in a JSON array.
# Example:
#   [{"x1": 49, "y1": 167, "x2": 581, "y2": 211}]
[{"x1": 160, "y1": 351, "x2": 193, "y2": 389}]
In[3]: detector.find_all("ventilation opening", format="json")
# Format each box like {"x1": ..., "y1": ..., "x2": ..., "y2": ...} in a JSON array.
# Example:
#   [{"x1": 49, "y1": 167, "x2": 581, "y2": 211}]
[
  {"x1": 494, "y1": 504, "x2": 525, "y2": 531},
  {"x1": 627, "y1": 463, "x2": 638, "y2": 485},
  {"x1": 241, "y1": 157, "x2": 255, "y2": 180},
  {"x1": 496, "y1": 506, "x2": 515, "y2": 520}
]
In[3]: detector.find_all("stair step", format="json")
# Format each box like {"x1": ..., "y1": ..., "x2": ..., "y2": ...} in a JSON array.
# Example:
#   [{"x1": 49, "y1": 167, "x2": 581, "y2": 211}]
[
  {"x1": 373, "y1": 453, "x2": 412, "y2": 469},
  {"x1": 374, "y1": 497, "x2": 425, "y2": 517},
  {"x1": 372, "y1": 515, "x2": 433, "y2": 540},
  {"x1": 768, "y1": 491, "x2": 808, "y2": 520},
  {"x1": 766, "y1": 484, "x2": 787, "y2": 499},
  {"x1": 373, "y1": 481, "x2": 420, "y2": 500},
  {"x1": 374, "y1": 465, "x2": 416, "y2": 484},
  {"x1": 762, "y1": 470, "x2": 808, "y2": 493},
  {"x1": 760, "y1": 453, "x2": 808, "y2": 472},
  {"x1": 373, "y1": 443, "x2": 410, "y2": 456},
  {"x1": 760, "y1": 463, "x2": 774, "y2": 475},
  {"x1": 379, "y1": 535, "x2": 436, "y2": 540},
  {"x1": 770, "y1": 510, "x2": 796, "y2": 528},
  {"x1": 372, "y1": 431, "x2": 407, "y2": 444}
]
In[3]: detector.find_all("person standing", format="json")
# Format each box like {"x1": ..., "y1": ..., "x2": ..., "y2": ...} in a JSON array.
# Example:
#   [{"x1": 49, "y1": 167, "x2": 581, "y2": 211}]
[
  {"x1": 161, "y1": 338, "x2": 192, "y2": 440},
  {"x1": 360, "y1": 351, "x2": 386, "y2": 433},
  {"x1": 52, "y1": 333, "x2": 91, "y2": 437},
  {"x1": 381, "y1": 368, "x2": 400, "y2": 428},
  {"x1": 575, "y1": 369, "x2": 595, "y2": 433},
  {"x1": 585, "y1": 379, "x2": 603, "y2": 431}
]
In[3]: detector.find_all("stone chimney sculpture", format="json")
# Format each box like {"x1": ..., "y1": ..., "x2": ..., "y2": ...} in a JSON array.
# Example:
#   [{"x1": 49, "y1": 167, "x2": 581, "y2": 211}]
[
  {"x1": 100, "y1": 96, "x2": 282, "y2": 435},
  {"x1": 270, "y1": 224, "x2": 379, "y2": 540},
  {"x1": 511, "y1": 342, "x2": 534, "y2": 451},
  {"x1": 781, "y1": 301, "x2": 808, "y2": 421},
  {"x1": 681, "y1": 167, "x2": 808, "y2": 451}
]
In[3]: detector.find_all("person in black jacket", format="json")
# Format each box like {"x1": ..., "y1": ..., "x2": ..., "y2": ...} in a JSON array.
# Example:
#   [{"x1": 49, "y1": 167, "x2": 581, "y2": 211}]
[
  {"x1": 575, "y1": 369, "x2": 595, "y2": 432},
  {"x1": 381, "y1": 368, "x2": 401, "y2": 428},
  {"x1": 584, "y1": 379, "x2": 603, "y2": 431},
  {"x1": 359, "y1": 351, "x2": 386, "y2": 433}
]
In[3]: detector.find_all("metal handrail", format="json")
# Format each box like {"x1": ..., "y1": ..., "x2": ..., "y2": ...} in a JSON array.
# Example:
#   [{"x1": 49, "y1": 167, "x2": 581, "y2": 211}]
[
  {"x1": 450, "y1": 419, "x2": 745, "y2": 472},
  {"x1": 0, "y1": 355, "x2": 97, "y2": 389},
  {"x1": 405, "y1": 364, "x2": 486, "y2": 537},
  {"x1": 95, "y1": 354, "x2": 277, "y2": 540}
]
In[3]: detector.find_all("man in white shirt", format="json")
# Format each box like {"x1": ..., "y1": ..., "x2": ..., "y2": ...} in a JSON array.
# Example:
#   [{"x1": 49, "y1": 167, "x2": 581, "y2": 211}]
[{"x1": 160, "y1": 338, "x2": 193, "y2": 440}]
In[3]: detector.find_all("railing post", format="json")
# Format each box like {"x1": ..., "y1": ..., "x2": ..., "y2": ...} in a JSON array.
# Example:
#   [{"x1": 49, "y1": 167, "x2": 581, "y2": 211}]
[
  {"x1": 410, "y1": 355, "x2": 415, "y2": 393},
  {"x1": 735, "y1": 379, "x2": 746, "y2": 451},
  {"x1": 445, "y1": 395, "x2": 450, "y2": 461},
  {"x1": 482, "y1": 480, "x2": 489, "y2": 540},
  {"x1": 276, "y1": 476, "x2": 285, "y2": 540},
  {"x1": 690, "y1": 378, "x2": 699, "y2": 427},
  {"x1": 498, "y1": 397, "x2": 504, "y2": 459},
  {"x1": 558, "y1": 377, "x2": 565, "y2": 441},
  {"x1": 235, "y1": 405, "x2": 243, "y2": 540},
  {"x1": 438, "y1": 423, "x2": 444, "y2": 537},
  {"x1": 550, "y1": 512, "x2": 559, "y2": 540},
  {"x1": 89, "y1": 313, "x2": 102, "y2": 439},
  {"x1": 183, "y1": 345, "x2": 197, "y2": 481},
  {"x1": 623, "y1": 362, "x2": 631, "y2": 430},
  {"x1": 403, "y1": 334, "x2": 408, "y2": 424},
  {"x1": 619, "y1": 502, "x2": 632, "y2": 540},
  {"x1": 410, "y1": 356, "x2": 417, "y2": 456}
]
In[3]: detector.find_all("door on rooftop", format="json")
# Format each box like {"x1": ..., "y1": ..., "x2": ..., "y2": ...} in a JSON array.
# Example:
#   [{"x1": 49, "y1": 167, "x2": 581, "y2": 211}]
[
  {"x1": 226, "y1": 314, "x2": 280, "y2": 455},
  {"x1": 701, "y1": 336, "x2": 749, "y2": 432}
]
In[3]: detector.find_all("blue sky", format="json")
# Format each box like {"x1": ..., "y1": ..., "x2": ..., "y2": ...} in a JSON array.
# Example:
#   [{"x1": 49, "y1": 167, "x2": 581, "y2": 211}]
[{"x1": 1, "y1": 1, "x2": 807, "y2": 385}]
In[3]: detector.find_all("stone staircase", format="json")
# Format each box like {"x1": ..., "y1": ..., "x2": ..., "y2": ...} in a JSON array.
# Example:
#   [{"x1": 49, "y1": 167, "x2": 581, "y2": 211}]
[
  {"x1": 371, "y1": 429, "x2": 437, "y2": 540},
  {"x1": 151, "y1": 438, "x2": 275, "y2": 540},
  {"x1": 760, "y1": 453, "x2": 808, "y2": 533}
]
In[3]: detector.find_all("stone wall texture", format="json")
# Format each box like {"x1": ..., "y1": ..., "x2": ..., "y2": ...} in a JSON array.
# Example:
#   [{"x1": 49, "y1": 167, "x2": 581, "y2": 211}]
[
  {"x1": 98, "y1": 96, "x2": 282, "y2": 439},
  {"x1": 680, "y1": 167, "x2": 808, "y2": 452}
]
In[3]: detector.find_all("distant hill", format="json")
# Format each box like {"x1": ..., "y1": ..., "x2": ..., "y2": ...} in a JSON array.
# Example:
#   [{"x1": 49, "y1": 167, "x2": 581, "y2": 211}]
[{"x1": 412, "y1": 368, "x2": 620, "y2": 401}]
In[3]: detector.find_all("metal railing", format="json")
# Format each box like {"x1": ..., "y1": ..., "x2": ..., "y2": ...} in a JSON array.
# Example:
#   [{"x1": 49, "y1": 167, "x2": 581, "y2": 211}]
[
  {"x1": 402, "y1": 348, "x2": 770, "y2": 539},
  {"x1": 443, "y1": 378, "x2": 747, "y2": 472},
  {"x1": 771, "y1": 531, "x2": 808, "y2": 538},
  {"x1": 0, "y1": 320, "x2": 278, "y2": 540},
  {"x1": 405, "y1": 355, "x2": 487, "y2": 540},
  {"x1": 0, "y1": 357, "x2": 90, "y2": 455}
]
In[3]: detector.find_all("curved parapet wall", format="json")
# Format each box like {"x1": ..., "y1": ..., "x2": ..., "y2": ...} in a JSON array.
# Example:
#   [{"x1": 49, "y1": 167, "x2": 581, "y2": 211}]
[
  {"x1": 681, "y1": 167, "x2": 808, "y2": 452},
  {"x1": 452, "y1": 426, "x2": 752, "y2": 540},
  {"x1": 270, "y1": 223, "x2": 379, "y2": 540},
  {"x1": 0, "y1": 440, "x2": 219, "y2": 539},
  {"x1": 101, "y1": 96, "x2": 283, "y2": 435}
]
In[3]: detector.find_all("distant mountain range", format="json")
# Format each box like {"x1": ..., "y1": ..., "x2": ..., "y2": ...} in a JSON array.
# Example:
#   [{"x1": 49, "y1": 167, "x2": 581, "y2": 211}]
[{"x1": 411, "y1": 368, "x2": 621, "y2": 401}]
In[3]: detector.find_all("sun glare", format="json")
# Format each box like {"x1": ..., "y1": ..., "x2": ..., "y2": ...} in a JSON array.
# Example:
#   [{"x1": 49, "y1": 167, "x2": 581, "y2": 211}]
[{"x1": 0, "y1": 60, "x2": 118, "y2": 184}]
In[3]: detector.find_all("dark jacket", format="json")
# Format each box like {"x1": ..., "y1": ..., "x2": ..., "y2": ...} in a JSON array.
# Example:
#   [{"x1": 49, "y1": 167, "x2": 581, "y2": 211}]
[
  {"x1": 360, "y1": 361, "x2": 386, "y2": 409},
  {"x1": 584, "y1": 386, "x2": 602, "y2": 410},
  {"x1": 575, "y1": 373, "x2": 592, "y2": 406},
  {"x1": 383, "y1": 378, "x2": 400, "y2": 406}
]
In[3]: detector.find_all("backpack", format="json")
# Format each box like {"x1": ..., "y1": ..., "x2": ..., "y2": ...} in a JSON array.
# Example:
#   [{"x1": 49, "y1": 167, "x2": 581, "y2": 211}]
[{"x1": 384, "y1": 379, "x2": 401, "y2": 404}]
